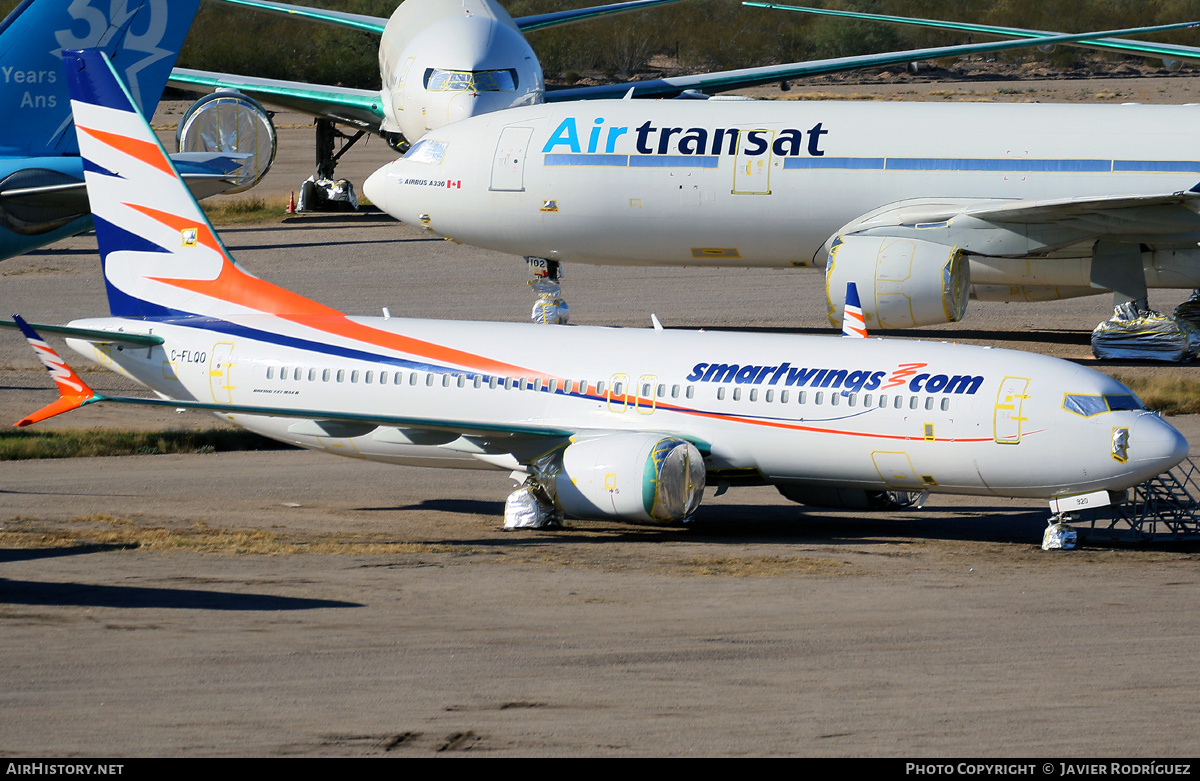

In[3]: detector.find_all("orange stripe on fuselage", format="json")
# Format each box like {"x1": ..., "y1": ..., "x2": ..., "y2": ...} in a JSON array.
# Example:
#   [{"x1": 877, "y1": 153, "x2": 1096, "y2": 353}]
[{"x1": 77, "y1": 126, "x2": 175, "y2": 177}]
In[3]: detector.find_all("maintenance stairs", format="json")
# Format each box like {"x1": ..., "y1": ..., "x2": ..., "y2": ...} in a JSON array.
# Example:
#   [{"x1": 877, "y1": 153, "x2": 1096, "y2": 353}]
[{"x1": 1073, "y1": 458, "x2": 1200, "y2": 543}]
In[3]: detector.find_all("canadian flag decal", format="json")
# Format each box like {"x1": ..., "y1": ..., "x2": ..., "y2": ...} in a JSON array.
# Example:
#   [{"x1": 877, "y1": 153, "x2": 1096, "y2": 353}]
[{"x1": 447, "y1": 180, "x2": 461, "y2": 189}]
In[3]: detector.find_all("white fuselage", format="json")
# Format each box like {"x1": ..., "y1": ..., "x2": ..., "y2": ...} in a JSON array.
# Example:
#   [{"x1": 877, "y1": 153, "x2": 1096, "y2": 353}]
[
  {"x1": 376, "y1": 0, "x2": 544, "y2": 143},
  {"x1": 364, "y1": 99, "x2": 1200, "y2": 290},
  {"x1": 65, "y1": 313, "x2": 1186, "y2": 500}
]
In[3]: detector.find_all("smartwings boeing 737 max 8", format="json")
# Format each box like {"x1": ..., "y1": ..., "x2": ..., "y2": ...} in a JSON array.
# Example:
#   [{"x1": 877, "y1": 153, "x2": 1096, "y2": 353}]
[
  {"x1": 364, "y1": 91, "x2": 1200, "y2": 330},
  {"x1": 14, "y1": 49, "x2": 1188, "y2": 529}
]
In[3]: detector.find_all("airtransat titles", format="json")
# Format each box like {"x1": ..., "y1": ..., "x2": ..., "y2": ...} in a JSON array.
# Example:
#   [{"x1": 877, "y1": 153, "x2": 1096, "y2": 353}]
[
  {"x1": 541, "y1": 116, "x2": 829, "y2": 157},
  {"x1": 685, "y1": 361, "x2": 984, "y2": 395}
]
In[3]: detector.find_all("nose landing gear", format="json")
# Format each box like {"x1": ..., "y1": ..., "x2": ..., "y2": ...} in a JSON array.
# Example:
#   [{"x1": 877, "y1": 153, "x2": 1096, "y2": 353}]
[{"x1": 527, "y1": 256, "x2": 569, "y2": 325}]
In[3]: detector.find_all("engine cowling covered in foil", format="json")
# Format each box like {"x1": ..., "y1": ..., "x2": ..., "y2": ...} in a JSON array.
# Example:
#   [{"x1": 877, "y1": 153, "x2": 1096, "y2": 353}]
[
  {"x1": 176, "y1": 92, "x2": 277, "y2": 194},
  {"x1": 826, "y1": 235, "x2": 969, "y2": 329},
  {"x1": 552, "y1": 433, "x2": 705, "y2": 524}
]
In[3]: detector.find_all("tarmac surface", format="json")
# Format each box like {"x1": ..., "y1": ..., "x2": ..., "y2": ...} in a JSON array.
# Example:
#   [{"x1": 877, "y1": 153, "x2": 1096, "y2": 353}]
[{"x1": 3, "y1": 81, "x2": 1200, "y2": 757}]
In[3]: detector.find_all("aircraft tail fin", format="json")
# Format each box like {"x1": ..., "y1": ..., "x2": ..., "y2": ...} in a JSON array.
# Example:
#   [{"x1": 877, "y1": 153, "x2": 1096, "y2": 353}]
[
  {"x1": 0, "y1": 0, "x2": 201, "y2": 155},
  {"x1": 842, "y1": 282, "x2": 868, "y2": 338},
  {"x1": 11, "y1": 314, "x2": 98, "y2": 426},
  {"x1": 64, "y1": 48, "x2": 340, "y2": 323}
]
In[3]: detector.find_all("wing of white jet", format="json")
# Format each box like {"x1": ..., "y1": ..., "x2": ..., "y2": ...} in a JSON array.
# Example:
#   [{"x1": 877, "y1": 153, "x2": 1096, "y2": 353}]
[
  {"x1": 14, "y1": 47, "x2": 1189, "y2": 529},
  {"x1": 747, "y1": 3, "x2": 1200, "y2": 70}
]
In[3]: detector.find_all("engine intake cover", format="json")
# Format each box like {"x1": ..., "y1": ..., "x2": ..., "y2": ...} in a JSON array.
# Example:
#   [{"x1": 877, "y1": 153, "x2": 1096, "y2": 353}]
[
  {"x1": 176, "y1": 92, "x2": 277, "y2": 194},
  {"x1": 553, "y1": 433, "x2": 705, "y2": 524},
  {"x1": 826, "y1": 235, "x2": 969, "y2": 329}
]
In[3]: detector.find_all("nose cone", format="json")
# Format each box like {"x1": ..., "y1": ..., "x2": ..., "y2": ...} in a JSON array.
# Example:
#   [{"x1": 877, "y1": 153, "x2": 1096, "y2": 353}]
[
  {"x1": 1129, "y1": 414, "x2": 1189, "y2": 478},
  {"x1": 363, "y1": 164, "x2": 389, "y2": 213}
]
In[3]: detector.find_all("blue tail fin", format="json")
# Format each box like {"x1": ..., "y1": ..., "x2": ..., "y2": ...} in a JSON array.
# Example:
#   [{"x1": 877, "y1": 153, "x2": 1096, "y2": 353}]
[{"x1": 0, "y1": 0, "x2": 201, "y2": 155}]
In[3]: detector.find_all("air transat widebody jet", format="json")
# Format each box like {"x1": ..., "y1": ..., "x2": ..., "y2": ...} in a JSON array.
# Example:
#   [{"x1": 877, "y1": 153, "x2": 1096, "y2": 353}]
[
  {"x1": 364, "y1": 86, "x2": 1200, "y2": 330},
  {"x1": 14, "y1": 49, "x2": 1189, "y2": 527}
]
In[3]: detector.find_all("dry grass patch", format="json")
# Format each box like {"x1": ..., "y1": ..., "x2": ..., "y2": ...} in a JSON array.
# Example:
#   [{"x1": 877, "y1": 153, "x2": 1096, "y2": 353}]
[
  {"x1": 0, "y1": 427, "x2": 284, "y2": 460},
  {"x1": 674, "y1": 554, "x2": 854, "y2": 578},
  {"x1": 201, "y1": 196, "x2": 290, "y2": 225},
  {"x1": 2, "y1": 514, "x2": 448, "y2": 557}
]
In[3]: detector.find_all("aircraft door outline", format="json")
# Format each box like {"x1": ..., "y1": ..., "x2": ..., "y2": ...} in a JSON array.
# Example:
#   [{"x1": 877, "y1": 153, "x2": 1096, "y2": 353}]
[
  {"x1": 871, "y1": 451, "x2": 926, "y2": 489},
  {"x1": 993, "y1": 376, "x2": 1030, "y2": 444},
  {"x1": 733, "y1": 129, "x2": 774, "y2": 195},
  {"x1": 490, "y1": 126, "x2": 534, "y2": 192},
  {"x1": 209, "y1": 342, "x2": 235, "y2": 404},
  {"x1": 608, "y1": 373, "x2": 629, "y2": 413}
]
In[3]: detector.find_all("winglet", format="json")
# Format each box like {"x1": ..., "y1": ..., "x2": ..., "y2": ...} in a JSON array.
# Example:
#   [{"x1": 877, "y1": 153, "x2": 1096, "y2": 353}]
[
  {"x1": 842, "y1": 283, "x2": 868, "y2": 338},
  {"x1": 12, "y1": 315, "x2": 98, "y2": 427}
]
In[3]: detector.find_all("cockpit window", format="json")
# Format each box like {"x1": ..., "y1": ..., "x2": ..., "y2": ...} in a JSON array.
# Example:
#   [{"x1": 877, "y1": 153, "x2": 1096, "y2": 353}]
[
  {"x1": 403, "y1": 138, "x2": 447, "y2": 164},
  {"x1": 1063, "y1": 393, "x2": 1144, "y2": 417},
  {"x1": 423, "y1": 68, "x2": 518, "y2": 92}
]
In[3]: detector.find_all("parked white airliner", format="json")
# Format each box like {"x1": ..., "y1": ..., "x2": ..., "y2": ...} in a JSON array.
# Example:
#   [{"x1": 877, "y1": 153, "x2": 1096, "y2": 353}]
[
  {"x1": 15, "y1": 49, "x2": 1188, "y2": 528},
  {"x1": 364, "y1": 69, "x2": 1200, "y2": 329}
]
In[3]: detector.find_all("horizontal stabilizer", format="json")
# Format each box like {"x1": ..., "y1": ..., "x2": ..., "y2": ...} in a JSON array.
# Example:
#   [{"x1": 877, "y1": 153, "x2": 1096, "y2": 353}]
[{"x1": 0, "y1": 319, "x2": 164, "y2": 346}]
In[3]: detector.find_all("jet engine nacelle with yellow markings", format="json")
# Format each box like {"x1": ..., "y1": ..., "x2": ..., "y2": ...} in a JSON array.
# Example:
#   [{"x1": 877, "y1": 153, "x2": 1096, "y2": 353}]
[
  {"x1": 553, "y1": 433, "x2": 705, "y2": 524},
  {"x1": 825, "y1": 235, "x2": 970, "y2": 330}
]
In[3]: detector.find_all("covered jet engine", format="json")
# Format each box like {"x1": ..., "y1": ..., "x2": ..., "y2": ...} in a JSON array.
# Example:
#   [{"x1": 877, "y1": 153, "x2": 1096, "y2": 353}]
[
  {"x1": 550, "y1": 433, "x2": 706, "y2": 524},
  {"x1": 826, "y1": 235, "x2": 970, "y2": 329},
  {"x1": 176, "y1": 92, "x2": 277, "y2": 194}
]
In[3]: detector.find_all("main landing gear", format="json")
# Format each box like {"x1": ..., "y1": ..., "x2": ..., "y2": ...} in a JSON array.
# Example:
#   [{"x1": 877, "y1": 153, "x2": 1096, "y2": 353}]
[{"x1": 527, "y1": 256, "x2": 569, "y2": 325}]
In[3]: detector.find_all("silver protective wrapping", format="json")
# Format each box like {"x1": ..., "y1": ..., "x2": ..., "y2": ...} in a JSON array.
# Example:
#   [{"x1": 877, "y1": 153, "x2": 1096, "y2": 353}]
[
  {"x1": 1090, "y1": 300, "x2": 1200, "y2": 362},
  {"x1": 504, "y1": 482, "x2": 560, "y2": 529},
  {"x1": 1042, "y1": 522, "x2": 1078, "y2": 551},
  {"x1": 649, "y1": 438, "x2": 706, "y2": 522},
  {"x1": 1173, "y1": 289, "x2": 1200, "y2": 330},
  {"x1": 176, "y1": 92, "x2": 276, "y2": 194},
  {"x1": 298, "y1": 176, "x2": 359, "y2": 212},
  {"x1": 530, "y1": 278, "x2": 570, "y2": 325}
]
